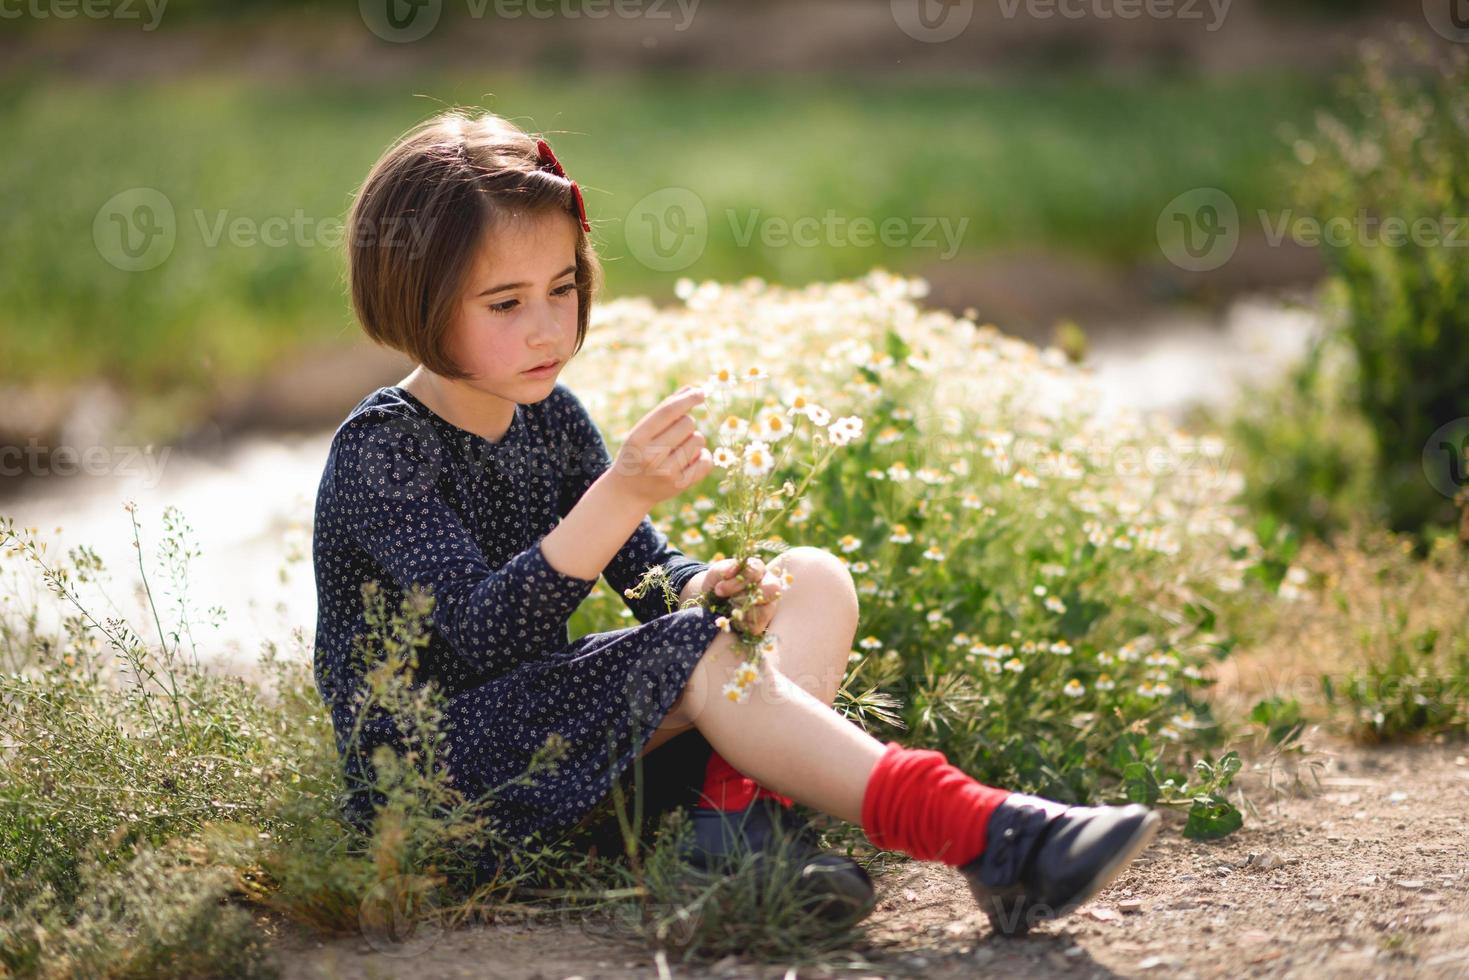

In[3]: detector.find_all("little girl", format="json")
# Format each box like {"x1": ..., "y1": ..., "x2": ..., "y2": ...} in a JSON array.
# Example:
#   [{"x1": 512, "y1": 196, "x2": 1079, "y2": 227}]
[{"x1": 312, "y1": 108, "x2": 1160, "y2": 937}]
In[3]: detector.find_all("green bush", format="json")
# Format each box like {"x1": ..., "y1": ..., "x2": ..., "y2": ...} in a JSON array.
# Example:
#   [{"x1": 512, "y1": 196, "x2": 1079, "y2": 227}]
[{"x1": 1287, "y1": 38, "x2": 1469, "y2": 539}]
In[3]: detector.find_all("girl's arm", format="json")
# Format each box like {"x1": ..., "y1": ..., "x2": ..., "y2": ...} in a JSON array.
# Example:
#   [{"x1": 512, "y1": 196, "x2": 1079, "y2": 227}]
[
  {"x1": 332, "y1": 408, "x2": 600, "y2": 678},
  {"x1": 552, "y1": 385, "x2": 710, "y2": 623}
]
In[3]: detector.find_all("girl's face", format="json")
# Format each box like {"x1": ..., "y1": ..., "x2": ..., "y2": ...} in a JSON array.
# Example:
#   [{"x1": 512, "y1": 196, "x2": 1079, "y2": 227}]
[{"x1": 445, "y1": 208, "x2": 580, "y2": 400}]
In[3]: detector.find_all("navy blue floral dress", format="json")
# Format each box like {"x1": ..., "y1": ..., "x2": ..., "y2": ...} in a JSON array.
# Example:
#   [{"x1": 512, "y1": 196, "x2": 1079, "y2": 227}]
[{"x1": 311, "y1": 383, "x2": 726, "y2": 874}]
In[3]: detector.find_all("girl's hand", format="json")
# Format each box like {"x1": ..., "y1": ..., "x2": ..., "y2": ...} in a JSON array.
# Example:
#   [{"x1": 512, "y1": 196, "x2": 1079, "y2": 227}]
[
  {"x1": 609, "y1": 385, "x2": 713, "y2": 509},
  {"x1": 706, "y1": 556, "x2": 784, "y2": 635}
]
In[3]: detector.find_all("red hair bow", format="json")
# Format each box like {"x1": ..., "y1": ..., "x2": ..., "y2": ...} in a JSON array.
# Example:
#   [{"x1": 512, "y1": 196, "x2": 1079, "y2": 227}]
[{"x1": 536, "y1": 138, "x2": 592, "y2": 234}]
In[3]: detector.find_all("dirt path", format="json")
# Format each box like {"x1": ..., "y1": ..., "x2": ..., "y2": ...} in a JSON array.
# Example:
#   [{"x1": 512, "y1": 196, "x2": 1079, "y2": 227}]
[{"x1": 271, "y1": 734, "x2": 1469, "y2": 979}]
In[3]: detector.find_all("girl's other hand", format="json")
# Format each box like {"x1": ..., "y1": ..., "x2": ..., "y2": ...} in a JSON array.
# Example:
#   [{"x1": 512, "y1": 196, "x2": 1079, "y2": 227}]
[
  {"x1": 609, "y1": 385, "x2": 713, "y2": 509},
  {"x1": 707, "y1": 556, "x2": 784, "y2": 635}
]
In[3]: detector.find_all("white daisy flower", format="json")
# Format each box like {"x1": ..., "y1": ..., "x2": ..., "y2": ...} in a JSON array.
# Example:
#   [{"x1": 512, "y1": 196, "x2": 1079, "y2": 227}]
[
  {"x1": 1062, "y1": 679, "x2": 1085, "y2": 698},
  {"x1": 742, "y1": 441, "x2": 774, "y2": 477},
  {"x1": 707, "y1": 365, "x2": 739, "y2": 389},
  {"x1": 787, "y1": 392, "x2": 822, "y2": 420},
  {"x1": 717, "y1": 415, "x2": 750, "y2": 444},
  {"x1": 752, "y1": 408, "x2": 794, "y2": 443},
  {"x1": 827, "y1": 416, "x2": 865, "y2": 446}
]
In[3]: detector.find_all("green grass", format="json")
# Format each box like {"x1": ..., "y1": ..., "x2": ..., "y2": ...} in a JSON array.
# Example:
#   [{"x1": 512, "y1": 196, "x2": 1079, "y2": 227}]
[{"x1": 2, "y1": 69, "x2": 1332, "y2": 417}]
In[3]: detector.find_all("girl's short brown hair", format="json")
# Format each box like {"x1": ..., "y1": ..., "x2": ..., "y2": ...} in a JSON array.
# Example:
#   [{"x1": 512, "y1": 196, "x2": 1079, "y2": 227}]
[{"x1": 346, "y1": 109, "x2": 602, "y2": 380}]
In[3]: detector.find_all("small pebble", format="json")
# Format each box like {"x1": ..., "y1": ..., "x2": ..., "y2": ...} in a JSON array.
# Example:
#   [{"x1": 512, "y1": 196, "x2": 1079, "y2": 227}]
[{"x1": 1119, "y1": 898, "x2": 1144, "y2": 913}]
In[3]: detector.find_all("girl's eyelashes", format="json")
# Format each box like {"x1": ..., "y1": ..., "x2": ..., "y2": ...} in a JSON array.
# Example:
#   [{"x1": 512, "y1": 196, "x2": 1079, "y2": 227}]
[{"x1": 488, "y1": 281, "x2": 578, "y2": 315}]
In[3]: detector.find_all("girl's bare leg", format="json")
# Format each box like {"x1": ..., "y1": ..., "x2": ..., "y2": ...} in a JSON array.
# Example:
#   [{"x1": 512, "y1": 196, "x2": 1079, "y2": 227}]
[
  {"x1": 639, "y1": 546, "x2": 861, "y2": 757},
  {"x1": 655, "y1": 548, "x2": 886, "y2": 824}
]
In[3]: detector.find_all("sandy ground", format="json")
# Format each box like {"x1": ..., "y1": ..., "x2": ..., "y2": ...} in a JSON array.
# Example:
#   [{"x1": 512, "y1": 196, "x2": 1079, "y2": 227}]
[{"x1": 266, "y1": 732, "x2": 1469, "y2": 979}]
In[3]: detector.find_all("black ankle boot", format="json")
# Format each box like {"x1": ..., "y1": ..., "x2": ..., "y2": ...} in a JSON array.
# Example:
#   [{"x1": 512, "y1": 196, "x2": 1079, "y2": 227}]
[
  {"x1": 678, "y1": 798, "x2": 877, "y2": 924},
  {"x1": 958, "y1": 791, "x2": 1160, "y2": 937}
]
